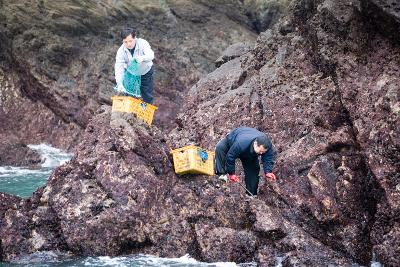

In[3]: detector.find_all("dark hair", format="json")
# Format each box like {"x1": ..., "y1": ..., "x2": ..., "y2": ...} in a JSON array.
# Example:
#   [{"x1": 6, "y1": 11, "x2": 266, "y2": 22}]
[
  {"x1": 120, "y1": 27, "x2": 136, "y2": 39},
  {"x1": 255, "y1": 135, "x2": 270, "y2": 148}
]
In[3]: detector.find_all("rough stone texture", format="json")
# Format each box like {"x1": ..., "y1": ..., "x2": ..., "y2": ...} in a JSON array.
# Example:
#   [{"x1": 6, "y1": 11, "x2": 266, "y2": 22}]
[
  {"x1": 0, "y1": 193, "x2": 21, "y2": 221},
  {"x1": 168, "y1": 0, "x2": 399, "y2": 265},
  {"x1": 197, "y1": 0, "x2": 291, "y2": 33},
  {"x1": 366, "y1": 0, "x2": 400, "y2": 42},
  {"x1": 194, "y1": 224, "x2": 257, "y2": 262},
  {"x1": 0, "y1": 0, "x2": 289, "y2": 157},
  {"x1": 0, "y1": 68, "x2": 83, "y2": 153},
  {"x1": 0, "y1": 193, "x2": 21, "y2": 261},
  {"x1": 0, "y1": 142, "x2": 42, "y2": 167},
  {"x1": 0, "y1": 108, "x2": 353, "y2": 265},
  {"x1": 0, "y1": 0, "x2": 399, "y2": 266},
  {"x1": 0, "y1": 190, "x2": 67, "y2": 262},
  {"x1": 371, "y1": 0, "x2": 400, "y2": 21},
  {"x1": 215, "y1": 42, "x2": 254, "y2": 68}
]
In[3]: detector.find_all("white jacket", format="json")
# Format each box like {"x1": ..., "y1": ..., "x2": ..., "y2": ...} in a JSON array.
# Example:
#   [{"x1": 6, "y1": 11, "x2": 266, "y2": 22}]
[{"x1": 114, "y1": 38, "x2": 154, "y2": 84}]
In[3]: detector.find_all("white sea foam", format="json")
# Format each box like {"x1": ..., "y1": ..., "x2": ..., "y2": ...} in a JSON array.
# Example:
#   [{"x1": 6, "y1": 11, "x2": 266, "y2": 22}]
[
  {"x1": 80, "y1": 254, "x2": 252, "y2": 267},
  {"x1": 28, "y1": 144, "x2": 73, "y2": 168},
  {"x1": 0, "y1": 166, "x2": 51, "y2": 178},
  {"x1": 0, "y1": 144, "x2": 72, "y2": 197}
]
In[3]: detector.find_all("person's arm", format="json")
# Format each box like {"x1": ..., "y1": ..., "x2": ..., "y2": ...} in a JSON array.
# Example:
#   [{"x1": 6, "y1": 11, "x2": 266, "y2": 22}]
[
  {"x1": 140, "y1": 39, "x2": 154, "y2": 62},
  {"x1": 261, "y1": 144, "x2": 276, "y2": 174},
  {"x1": 226, "y1": 143, "x2": 241, "y2": 175},
  {"x1": 114, "y1": 47, "x2": 126, "y2": 84}
]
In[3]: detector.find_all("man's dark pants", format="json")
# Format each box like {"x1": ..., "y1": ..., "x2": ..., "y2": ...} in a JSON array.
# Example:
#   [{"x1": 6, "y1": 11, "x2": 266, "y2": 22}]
[
  {"x1": 140, "y1": 66, "x2": 154, "y2": 104},
  {"x1": 215, "y1": 137, "x2": 260, "y2": 195}
]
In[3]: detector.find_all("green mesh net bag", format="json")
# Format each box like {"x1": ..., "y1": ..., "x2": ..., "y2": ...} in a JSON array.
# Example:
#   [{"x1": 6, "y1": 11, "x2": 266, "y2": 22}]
[{"x1": 114, "y1": 61, "x2": 141, "y2": 97}]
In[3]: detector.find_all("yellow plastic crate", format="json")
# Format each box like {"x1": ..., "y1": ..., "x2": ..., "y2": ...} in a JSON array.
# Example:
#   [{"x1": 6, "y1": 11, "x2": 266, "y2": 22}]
[
  {"x1": 111, "y1": 96, "x2": 158, "y2": 125},
  {"x1": 111, "y1": 96, "x2": 135, "y2": 113},
  {"x1": 170, "y1": 146, "x2": 215, "y2": 176},
  {"x1": 130, "y1": 98, "x2": 158, "y2": 125}
]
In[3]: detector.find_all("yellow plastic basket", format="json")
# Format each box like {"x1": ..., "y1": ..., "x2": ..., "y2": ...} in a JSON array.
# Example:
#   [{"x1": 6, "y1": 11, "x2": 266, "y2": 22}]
[
  {"x1": 111, "y1": 96, "x2": 158, "y2": 125},
  {"x1": 170, "y1": 146, "x2": 215, "y2": 176},
  {"x1": 111, "y1": 96, "x2": 135, "y2": 113},
  {"x1": 130, "y1": 98, "x2": 158, "y2": 125}
]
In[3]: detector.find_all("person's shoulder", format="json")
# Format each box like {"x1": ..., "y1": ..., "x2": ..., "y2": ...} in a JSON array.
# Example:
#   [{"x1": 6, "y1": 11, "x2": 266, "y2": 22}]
[
  {"x1": 234, "y1": 126, "x2": 254, "y2": 134},
  {"x1": 116, "y1": 44, "x2": 125, "y2": 53},
  {"x1": 137, "y1": 38, "x2": 150, "y2": 45},
  {"x1": 236, "y1": 126, "x2": 255, "y2": 131}
]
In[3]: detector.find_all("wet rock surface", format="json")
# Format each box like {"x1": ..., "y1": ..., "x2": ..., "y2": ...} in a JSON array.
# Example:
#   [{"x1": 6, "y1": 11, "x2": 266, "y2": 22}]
[
  {"x1": 0, "y1": 142, "x2": 42, "y2": 168},
  {"x1": 0, "y1": 190, "x2": 67, "y2": 261},
  {"x1": 0, "y1": 0, "x2": 399, "y2": 266}
]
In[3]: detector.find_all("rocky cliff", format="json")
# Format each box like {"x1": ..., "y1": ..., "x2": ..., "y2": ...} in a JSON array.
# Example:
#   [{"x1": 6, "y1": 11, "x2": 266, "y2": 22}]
[
  {"x1": 169, "y1": 0, "x2": 399, "y2": 265},
  {"x1": 1, "y1": 0, "x2": 399, "y2": 266},
  {"x1": 0, "y1": 108, "x2": 356, "y2": 266},
  {"x1": 0, "y1": 0, "x2": 286, "y2": 161}
]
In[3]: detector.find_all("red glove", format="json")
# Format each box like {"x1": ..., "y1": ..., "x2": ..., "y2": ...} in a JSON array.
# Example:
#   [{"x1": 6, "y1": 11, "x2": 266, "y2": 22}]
[
  {"x1": 265, "y1": 173, "x2": 276, "y2": 181},
  {"x1": 228, "y1": 174, "x2": 240, "y2": 183}
]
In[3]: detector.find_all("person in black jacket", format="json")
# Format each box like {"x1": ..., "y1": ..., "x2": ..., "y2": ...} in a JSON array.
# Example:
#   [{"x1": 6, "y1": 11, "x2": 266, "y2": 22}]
[{"x1": 214, "y1": 127, "x2": 276, "y2": 196}]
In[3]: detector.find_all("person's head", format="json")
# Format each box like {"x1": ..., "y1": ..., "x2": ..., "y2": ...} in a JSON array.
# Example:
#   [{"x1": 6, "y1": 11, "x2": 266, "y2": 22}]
[
  {"x1": 120, "y1": 27, "x2": 136, "y2": 49},
  {"x1": 253, "y1": 135, "x2": 270, "y2": 155}
]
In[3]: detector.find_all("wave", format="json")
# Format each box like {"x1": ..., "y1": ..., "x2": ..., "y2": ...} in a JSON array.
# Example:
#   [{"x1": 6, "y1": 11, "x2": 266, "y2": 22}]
[
  {"x1": 2, "y1": 253, "x2": 256, "y2": 267},
  {"x1": 77, "y1": 254, "x2": 251, "y2": 266},
  {"x1": 0, "y1": 166, "x2": 52, "y2": 178},
  {"x1": 28, "y1": 144, "x2": 73, "y2": 168},
  {"x1": 0, "y1": 144, "x2": 73, "y2": 198}
]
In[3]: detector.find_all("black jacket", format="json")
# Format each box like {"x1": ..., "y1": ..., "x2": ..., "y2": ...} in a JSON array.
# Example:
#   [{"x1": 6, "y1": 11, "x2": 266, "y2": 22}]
[{"x1": 225, "y1": 127, "x2": 275, "y2": 174}]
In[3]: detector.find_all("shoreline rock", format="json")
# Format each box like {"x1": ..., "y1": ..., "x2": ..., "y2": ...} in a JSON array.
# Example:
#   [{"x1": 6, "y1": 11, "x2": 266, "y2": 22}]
[{"x1": 0, "y1": 142, "x2": 42, "y2": 168}]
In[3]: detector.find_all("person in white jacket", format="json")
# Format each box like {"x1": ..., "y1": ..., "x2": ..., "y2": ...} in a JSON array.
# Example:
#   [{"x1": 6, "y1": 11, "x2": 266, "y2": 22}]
[{"x1": 115, "y1": 27, "x2": 155, "y2": 104}]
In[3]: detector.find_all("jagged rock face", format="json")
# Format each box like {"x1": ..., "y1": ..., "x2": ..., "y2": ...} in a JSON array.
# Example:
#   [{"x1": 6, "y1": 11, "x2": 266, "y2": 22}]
[
  {"x1": 0, "y1": 107, "x2": 355, "y2": 266},
  {"x1": 0, "y1": 193, "x2": 21, "y2": 261},
  {"x1": 0, "y1": 142, "x2": 42, "y2": 167},
  {"x1": 0, "y1": 193, "x2": 21, "y2": 221},
  {"x1": 196, "y1": 0, "x2": 291, "y2": 33},
  {"x1": 168, "y1": 0, "x2": 399, "y2": 265},
  {"x1": 366, "y1": 0, "x2": 400, "y2": 42},
  {"x1": 0, "y1": 190, "x2": 67, "y2": 262},
  {"x1": 0, "y1": 68, "x2": 83, "y2": 152},
  {"x1": 0, "y1": 0, "x2": 289, "y2": 155},
  {"x1": 215, "y1": 42, "x2": 254, "y2": 68},
  {"x1": 370, "y1": 0, "x2": 400, "y2": 20},
  {"x1": 1, "y1": 0, "x2": 399, "y2": 265}
]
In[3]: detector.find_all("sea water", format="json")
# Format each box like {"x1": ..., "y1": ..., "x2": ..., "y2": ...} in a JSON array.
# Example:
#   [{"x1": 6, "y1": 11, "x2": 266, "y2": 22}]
[
  {"x1": 0, "y1": 144, "x2": 73, "y2": 198},
  {"x1": 0, "y1": 253, "x2": 257, "y2": 267}
]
